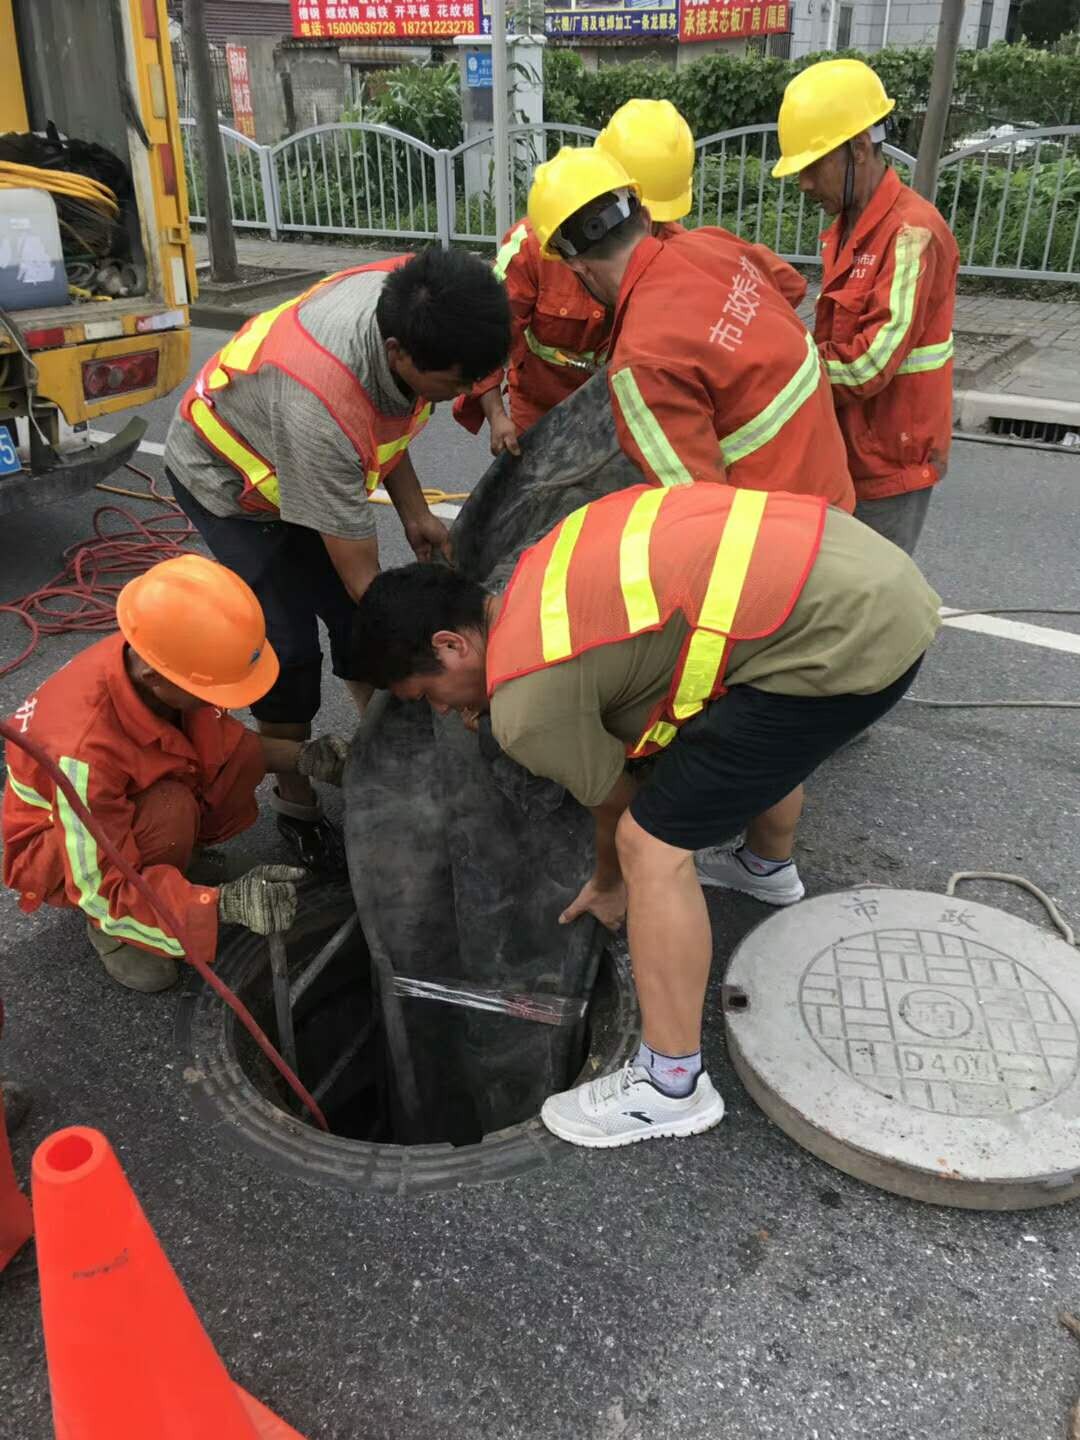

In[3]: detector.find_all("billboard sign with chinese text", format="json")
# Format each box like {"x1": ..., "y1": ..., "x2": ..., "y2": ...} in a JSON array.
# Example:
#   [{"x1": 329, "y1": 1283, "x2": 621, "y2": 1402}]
[
  {"x1": 290, "y1": 0, "x2": 481, "y2": 40},
  {"x1": 225, "y1": 44, "x2": 255, "y2": 138},
  {"x1": 477, "y1": 0, "x2": 676, "y2": 38},
  {"x1": 679, "y1": 0, "x2": 789, "y2": 41}
]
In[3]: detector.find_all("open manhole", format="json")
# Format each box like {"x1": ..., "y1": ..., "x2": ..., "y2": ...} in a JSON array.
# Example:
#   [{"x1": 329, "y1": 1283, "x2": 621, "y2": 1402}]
[{"x1": 176, "y1": 882, "x2": 639, "y2": 1194}]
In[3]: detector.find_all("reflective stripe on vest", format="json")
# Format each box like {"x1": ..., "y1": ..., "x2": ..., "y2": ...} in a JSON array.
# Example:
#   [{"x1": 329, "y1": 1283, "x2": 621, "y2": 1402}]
[
  {"x1": 6, "y1": 773, "x2": 52, "y2": 813},
  {"x1": 182, "y1": 263, "x2": 430, "y2": 511},
  {"x1": 612, "y1": 336, "x2": 823, "y2": 485},
  {"x1": 492, "y1": 483, "x2": 818, "y2": 759},
  {"x1": 719, "y1": 333, "x2": 821, "y2": 468},
  {"x1": 57, "y1": 757, "x2": 185, "y2": 957},
  {"x1": 494, "y1": 223, "x2": 530, "y2": 280},
  {"x1": 630, "y1": 489, "x2": 767, "y2": 753},
  {"x1": 523, "y1": 326, "x2": 602, "y2": 374},
  {"x1": 897, "y1": 335, "x2": 954, "y2": 375},
  {"x1": 825, "y1": 227, "x2": 927, "y2": 388},
  {"x1": 187, "y1": 393, "x2": 281, "y2": 510},
  {"x1": 610, "y1": 367, "x2": 693, "y2": 488}
]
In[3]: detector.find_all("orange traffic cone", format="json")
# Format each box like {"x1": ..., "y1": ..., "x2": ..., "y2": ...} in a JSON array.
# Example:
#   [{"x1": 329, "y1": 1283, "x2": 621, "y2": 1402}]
[
  {"x1": 0, "y1": 1088, "x2": 33, "y2": 1273},
  {"x1": 32, "y1": 1126, "x2": 308, "y2": 1440}
]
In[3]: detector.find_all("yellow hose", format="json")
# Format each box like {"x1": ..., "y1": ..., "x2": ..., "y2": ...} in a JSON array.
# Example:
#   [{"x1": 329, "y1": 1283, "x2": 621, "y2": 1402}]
[
  {"x1": 369, "y1": 488, "x2": 471, "y2": 507},
  {"x1": 0, "y1": 163, "x2": 119, "y2": 217}
]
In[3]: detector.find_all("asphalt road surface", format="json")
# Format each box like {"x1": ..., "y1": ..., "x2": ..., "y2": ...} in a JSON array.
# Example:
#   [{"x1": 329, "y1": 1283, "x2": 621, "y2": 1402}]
[{"x1": 2, "y1": 331, "x2": 1080, "y2": 1440}]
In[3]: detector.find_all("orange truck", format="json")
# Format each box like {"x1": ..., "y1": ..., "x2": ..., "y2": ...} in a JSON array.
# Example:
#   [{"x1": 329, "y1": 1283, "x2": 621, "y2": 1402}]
[{"x1": 0, "y1": 0, "x2": 193, "y2": 513}]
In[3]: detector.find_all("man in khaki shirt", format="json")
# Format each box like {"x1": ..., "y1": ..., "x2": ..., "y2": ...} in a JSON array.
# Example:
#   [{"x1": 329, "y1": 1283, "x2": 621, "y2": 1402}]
[{"x1": 350, "y1": 500, "x2": 940, "y2": 1153}]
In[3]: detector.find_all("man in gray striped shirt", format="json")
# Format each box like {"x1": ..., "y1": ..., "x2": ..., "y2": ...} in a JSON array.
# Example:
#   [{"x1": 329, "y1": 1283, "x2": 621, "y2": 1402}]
[{"x1": 164, "y1": 247, "x2": 509, "y2": 870}]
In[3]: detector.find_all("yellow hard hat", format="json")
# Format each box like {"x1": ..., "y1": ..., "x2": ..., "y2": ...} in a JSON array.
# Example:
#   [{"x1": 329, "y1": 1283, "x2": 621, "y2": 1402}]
[
  {"x1": 596, "y1": 98, "x2": 695, "y2": 222},
  {"x1": 117, "y1": 554, "x2": 279, "y2": 710},
  {"x1": 528, "y1": 145, "x2": 641, "y2": 259},
  {"x1": 772, "y1": 59, "x2": 895, "y2": 179}
]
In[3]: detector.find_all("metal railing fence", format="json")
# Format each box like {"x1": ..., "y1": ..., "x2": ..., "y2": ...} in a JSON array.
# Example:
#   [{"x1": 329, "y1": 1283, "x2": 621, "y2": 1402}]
[{"x1": 180, "y1": 118, "x2": 1080, "y2": 284}]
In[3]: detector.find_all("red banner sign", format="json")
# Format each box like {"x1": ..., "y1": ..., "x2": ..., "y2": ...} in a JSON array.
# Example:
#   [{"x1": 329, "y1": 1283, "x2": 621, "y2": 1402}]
[
  {"x1": 679, "y1": 0, "x2": 789, "y2": 40},
  {"x1": 225, "y1": 44, "x2": 256, "y2": 139},
  {"x1": 290, "y1": 0, "x2": 480, "y2": 39}
]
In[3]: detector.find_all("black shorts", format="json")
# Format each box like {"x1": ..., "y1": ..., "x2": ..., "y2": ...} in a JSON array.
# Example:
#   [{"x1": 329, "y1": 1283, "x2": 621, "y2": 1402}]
[
  {"x1": 629, "y1": 659, "x2": 922, "y2": 852},
  {"x1": 168, "y1": 473, "x2": 360, "y2": 724}
]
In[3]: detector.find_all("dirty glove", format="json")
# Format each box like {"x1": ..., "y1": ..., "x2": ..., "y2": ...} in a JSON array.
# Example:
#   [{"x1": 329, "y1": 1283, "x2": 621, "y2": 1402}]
[
  {"x1": 217, "y1": 865, "x2": 306, "y2": 936},
  {"x1": 296, "y1": 734, "x2": 349, "y2": 787}
]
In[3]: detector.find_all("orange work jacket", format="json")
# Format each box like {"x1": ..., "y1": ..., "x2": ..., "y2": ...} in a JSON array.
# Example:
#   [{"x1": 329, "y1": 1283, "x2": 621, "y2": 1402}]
[
  {"x1": 816, "y1": 168, "x2": 959, "y2": 501},
  {"x1": 606, "y1": 229, "x2": 854, "y2": 510},
  {"x1": 454, "y1": 217, "x2": 612, "y2": 436},
  {"x1": 2, "y1": 635, "x2": 265, "y2": 969},
  {"x1": 486, "y1": 482, "x2": 825, "y2": 757},
  {"x1": 180, "y1": 261, "x2": 431, "y2": 514}
]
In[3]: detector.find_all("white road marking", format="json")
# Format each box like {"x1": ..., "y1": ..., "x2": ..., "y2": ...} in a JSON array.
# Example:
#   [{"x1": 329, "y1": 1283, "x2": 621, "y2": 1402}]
[
  {"x1": 88, "y1": 427, "x2": 166, "y2": 457},
  {"x1": 940, "y1": 608, "x2": 1080, "y2": 658}
]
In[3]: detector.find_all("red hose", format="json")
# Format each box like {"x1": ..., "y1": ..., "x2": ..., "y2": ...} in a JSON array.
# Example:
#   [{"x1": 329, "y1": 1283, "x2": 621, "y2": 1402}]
[
  {"x1": 0, "y1": 465, "x2": 194, "y2": 681},
  {"x1": 0, "y1": 719, "x2": 330, "y2": 1132}
]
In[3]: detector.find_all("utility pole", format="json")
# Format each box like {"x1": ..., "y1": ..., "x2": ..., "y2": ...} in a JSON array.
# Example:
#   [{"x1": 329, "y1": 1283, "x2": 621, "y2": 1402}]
[
  {"x1": 913, "y1": 0, "x2": 966, "y2": 201},
  {"x1": 491, "y1": 0, "x2": 511, "y2": 244},
  {"x1": 183, "y1": 0, "x2": 239, "y2": 283}
]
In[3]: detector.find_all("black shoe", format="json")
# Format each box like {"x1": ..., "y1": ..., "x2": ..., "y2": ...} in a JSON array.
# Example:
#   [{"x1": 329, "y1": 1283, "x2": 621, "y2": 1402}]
[{"x1": 275, "y1": 813, "x2": 347, "y2": 875}]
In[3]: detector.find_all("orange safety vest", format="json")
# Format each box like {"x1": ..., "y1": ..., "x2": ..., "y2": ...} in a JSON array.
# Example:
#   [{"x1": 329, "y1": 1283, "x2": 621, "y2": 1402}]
[
  {"x1": 179, "y1": 261, "x2": 431, "y2": 515},
  {"x1": 486, "y1": 483, "x2": 825, "y2": 757}
]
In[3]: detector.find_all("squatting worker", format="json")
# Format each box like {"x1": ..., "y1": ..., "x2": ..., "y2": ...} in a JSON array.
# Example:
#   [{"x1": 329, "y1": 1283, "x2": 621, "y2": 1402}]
[
  {"x1": 454, "y1": 99, "x2": 698, "y2": 458},
  {"x1": 164, "y1": 248, "x2": 510, "y2": 871},
  {"x1": 527, "y1": 145, "x2": 855, "y2": 510},
  {"x1": 349, "y1": 483, "x2": 940, "y2": 1149},
  {"x1": 2, "y1": 556, "x2": 349, "y2": 995},
  {"x1": 773, "y1": 59, "x2": 959, "y2": 555}
]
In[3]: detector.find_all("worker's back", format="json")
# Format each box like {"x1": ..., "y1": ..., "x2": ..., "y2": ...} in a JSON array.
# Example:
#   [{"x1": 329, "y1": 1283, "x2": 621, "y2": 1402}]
[{"x1": 608, "y1": 227, "x2": 854, "y2": 511}]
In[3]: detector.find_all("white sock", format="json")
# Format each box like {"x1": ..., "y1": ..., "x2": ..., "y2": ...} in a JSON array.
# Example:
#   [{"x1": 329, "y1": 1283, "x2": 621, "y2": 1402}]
[
  {"x1": 736, "y1": 844, "x2": 793, "y2": 877},
  {"x1": 635, "y1": 1042, "x2": 701, "y2": 1098}
]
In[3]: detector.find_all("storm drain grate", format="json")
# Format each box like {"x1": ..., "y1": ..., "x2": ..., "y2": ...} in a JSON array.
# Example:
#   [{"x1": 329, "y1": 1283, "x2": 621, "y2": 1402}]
[{"x1": 989, "y1": 416, "x2": 1080, "y2": 448}]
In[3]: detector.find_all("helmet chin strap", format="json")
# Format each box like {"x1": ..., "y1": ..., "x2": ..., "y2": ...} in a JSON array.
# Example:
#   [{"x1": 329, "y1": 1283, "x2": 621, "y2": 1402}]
[{"x1": 842, "y1": 141, "x2": 857, "y2": 218}]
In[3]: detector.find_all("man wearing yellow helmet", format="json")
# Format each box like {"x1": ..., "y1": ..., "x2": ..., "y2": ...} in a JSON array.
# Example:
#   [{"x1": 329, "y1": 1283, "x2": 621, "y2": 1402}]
[
  {"x1": 527, "y1": 145, "x2": 854, "y2": 509},
  {"x1": 454, "y1": 99, "x2": 697, "y2": 459},
  {"x1": 773, "y1": 58, "x2": 960, "y2": 554}
]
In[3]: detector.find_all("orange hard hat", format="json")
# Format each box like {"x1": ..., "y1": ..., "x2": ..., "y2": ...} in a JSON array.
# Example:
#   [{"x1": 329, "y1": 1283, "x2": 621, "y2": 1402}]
[{"x1": 116, "y1": 554, "x2": 278, "y2": 709}]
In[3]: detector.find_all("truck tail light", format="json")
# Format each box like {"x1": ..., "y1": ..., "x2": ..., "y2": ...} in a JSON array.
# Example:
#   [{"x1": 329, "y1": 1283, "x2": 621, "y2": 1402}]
[
  {"x1": 23, "y1": 328, "x2": 67, "y2": 351},
  {"x1": 82, "y1": 350, "x2": 160, "y2": 400}
]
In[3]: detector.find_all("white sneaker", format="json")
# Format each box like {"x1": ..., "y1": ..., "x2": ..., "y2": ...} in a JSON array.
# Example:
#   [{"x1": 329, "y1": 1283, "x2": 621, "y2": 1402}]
[
  {"x1": 694, "y1": 848, "x2": 805, "y2": 906},
  {"x1": 540, "y1": 1063, "x2": 725, "y2": 1149},
  {"x1": 693, "y1": 835, "x2": 743, "y2": 869}
]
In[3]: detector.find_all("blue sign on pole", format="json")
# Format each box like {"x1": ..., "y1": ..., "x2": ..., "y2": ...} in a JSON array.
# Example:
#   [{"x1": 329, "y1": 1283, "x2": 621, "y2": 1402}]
[{"x1": 465, "y1": 51, "x2": 493, "y2": 88}]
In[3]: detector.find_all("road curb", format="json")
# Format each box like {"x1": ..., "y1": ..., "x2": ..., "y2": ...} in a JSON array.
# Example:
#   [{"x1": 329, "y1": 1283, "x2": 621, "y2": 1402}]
[{"x1": 954, "y1": 388, "x2": 1080, "y2": 433}]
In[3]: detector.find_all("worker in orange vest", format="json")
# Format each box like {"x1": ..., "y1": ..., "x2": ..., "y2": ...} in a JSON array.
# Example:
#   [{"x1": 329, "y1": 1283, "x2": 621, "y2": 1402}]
[
  {"x1": 164, "y1": 249, "x2": 510, "y2": 871},
  {"x1": 773, "y1": 59, "x2": 960, "y2": 554},
  {"x1": 455, "y1": 99, "x2": 698, "y2": 457},
  {"x1": 2, "y1": 556, "x2": 349, "y2": 993},
  {"x1": 527, "y1": 146, "x2": 855, "y2": 510},
  {"x1": 349, "y1": 483, "x2": 940, "y2": 1148}
]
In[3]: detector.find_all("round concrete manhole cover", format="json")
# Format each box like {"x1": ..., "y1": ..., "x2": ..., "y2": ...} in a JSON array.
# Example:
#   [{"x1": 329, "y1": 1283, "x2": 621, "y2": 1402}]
[{"x1": 723, "y1": 889, "x2": 1080, "y2": 1209}]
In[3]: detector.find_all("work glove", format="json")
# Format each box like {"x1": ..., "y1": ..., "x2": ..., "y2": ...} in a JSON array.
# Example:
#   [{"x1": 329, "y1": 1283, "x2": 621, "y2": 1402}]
[
  {"x1": 217, "y1": 865, "x2": 305, "y2": 936},
  {"x1": 295, "y1": 734, "x2": 350, "y2": 786}
]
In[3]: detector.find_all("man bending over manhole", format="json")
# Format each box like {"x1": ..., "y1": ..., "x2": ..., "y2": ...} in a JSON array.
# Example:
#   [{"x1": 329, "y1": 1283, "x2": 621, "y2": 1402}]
[{"x1": 350, "y1": 483, "x2": 940, "y2": 1149}]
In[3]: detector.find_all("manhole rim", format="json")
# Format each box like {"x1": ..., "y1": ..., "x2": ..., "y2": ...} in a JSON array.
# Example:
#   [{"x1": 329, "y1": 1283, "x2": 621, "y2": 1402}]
[{"x1": 176, "y1": 889, "x2": 639, "y2": 1195}]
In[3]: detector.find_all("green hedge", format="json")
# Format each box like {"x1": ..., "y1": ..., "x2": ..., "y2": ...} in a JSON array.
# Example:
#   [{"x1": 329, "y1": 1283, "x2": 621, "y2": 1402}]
[{"x1": 544, "y1": 41, "x2": 1080, "y2": 140}]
